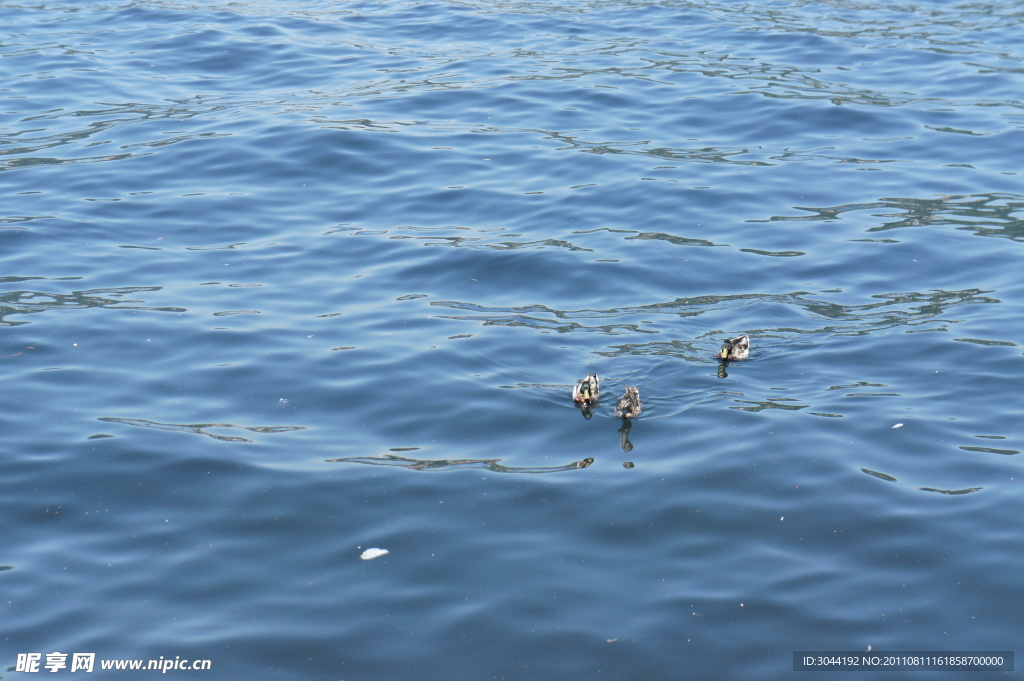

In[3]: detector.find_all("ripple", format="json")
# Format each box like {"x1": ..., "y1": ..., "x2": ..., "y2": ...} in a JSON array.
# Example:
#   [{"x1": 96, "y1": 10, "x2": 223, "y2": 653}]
[
  {"x1": 428, "y1": 287, "x2": 1003, "y2": 344},
  {"x1": 0, "y1": 286, "x2": 186, "y2": 326},
  {"x1": 97, "y1": 417, "x2": 306, "y2": 442},
  {"x1": 762, "y1": 193, "x2": 1024, "y2": 242},
  {"x1": 328, "y1": 452, "x2": 592, "y2": 473}
]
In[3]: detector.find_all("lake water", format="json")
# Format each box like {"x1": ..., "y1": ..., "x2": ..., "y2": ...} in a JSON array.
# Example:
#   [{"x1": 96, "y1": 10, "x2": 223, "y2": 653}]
[{"x1": 3, "y1": 1, "x2": 1023, "y2": 679}]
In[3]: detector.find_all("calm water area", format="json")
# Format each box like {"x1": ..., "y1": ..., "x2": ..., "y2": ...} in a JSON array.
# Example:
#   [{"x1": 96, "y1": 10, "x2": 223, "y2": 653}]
[{"x1": 3, "y1": 1, "x2": 1024, "y2": 679}]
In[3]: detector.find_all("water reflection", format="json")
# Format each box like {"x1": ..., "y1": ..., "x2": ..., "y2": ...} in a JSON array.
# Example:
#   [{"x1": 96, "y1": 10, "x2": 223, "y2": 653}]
[
  {"x1": 98, "y1": 417, "x2": 305, "y2": 442},
  {"x1": 0, "y1": 286, "x2": 185, "y2": 326},
  {"x1": 960, "y1": 445, "x2": 1019, "y2": 456},
  {"x1": 328, "y1": 453, "x2": 593, "y2": 473},
  {"x1": 2, "y1": 98, "x2": 233, "y2": 170},
  {"x1": 919, "y1": 487, "x2": 984, "y2": 495},
  {"x1": 862, "y1": 468, "x2": 983, "y2": 495},
  {"x1": 432, "y1": 286, "x2": 1001, "y2": 346},
  {"x1": 432, "y1": 300, "x2": 657, "y2": 335},
  {"x1": 618, "y1": 417, "x2": 634, "y2": 452},
  {"x1": 762, "y1": 193, "x2": 1024, "y2": 242},
  {"x1": 331, "y1": 193, "x2": 1024, "y2": 259},
  {"x1": 728, "y1": 398, "x2": 807, "y2": 413}
]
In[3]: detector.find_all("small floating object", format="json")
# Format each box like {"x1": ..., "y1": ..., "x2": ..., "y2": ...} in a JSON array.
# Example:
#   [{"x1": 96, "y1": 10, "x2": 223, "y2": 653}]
[
  {"x1": 615, "y1": 386, "x2": 642, "y2": 419},
  {"x1": 360, "y1": 548, "x2": 389, "y2": 561},
  {"x1": 718, "y1": 334, "x2": 750, "y2": 360},
  {"x1": 572, "y1": 373, "x2": 600, "y2": 407},
  {"x1": 892, "y1": 423, "x2": 904, "y2": 429}
]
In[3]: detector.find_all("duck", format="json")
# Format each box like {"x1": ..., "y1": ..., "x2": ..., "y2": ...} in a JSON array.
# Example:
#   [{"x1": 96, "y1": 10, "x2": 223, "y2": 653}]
[
  {"x1": 718, "y1": 334, "x2": 750, "y2": 360},
  {"x1": 572, "y1": 373, "x2": 600, "y2": 407},
  {"x1": 615, "y1": 386, "x2": 642, "y2": 419}
]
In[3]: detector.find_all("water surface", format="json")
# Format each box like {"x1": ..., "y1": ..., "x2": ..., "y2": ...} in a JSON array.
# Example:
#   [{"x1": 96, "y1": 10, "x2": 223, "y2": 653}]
[{"x1": 3, "y1": 1, "x2": 1023, "y2": 678}]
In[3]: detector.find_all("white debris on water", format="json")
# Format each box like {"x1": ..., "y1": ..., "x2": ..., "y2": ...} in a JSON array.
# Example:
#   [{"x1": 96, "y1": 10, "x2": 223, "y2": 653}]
[
  {"x1": 892, "y1": 423, "x2": 904, "y2": 428},
  {"x1": 360, "y1": 548, "x2": 389, "y2": 561}
]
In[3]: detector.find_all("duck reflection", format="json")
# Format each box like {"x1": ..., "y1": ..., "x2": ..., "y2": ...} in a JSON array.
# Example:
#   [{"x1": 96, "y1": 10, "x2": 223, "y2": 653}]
[{"x1": 618, "y1": 417, "x2": 634, "y2": 452}]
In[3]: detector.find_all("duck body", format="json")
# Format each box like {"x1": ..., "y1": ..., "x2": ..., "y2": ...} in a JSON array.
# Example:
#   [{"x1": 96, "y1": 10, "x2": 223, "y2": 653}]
[
  {"x1": 718, "y1": 334, "x2": 750, "y2": 360},
  {"x1": 572, "y1": 373, "x2": 600, "y2": 407},
  {"x1": 615, "y1": 386, "x2": 642, "y2": 418}
]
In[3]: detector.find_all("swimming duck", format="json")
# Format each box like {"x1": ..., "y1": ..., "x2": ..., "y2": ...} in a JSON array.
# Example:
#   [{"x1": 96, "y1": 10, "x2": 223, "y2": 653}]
[
  {"x1": 718, "y1": 334, "x2": 750, "y2": 360},
  {"x1": 572, "y1": 373, "x2": 600, "y2": 407},
  {"x1": 615, "y1": 386, "x2": 642, "y2": 419}
]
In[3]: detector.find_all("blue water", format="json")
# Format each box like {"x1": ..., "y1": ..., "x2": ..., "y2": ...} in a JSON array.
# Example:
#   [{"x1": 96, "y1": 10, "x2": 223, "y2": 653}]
[{"x1": 3, "y1": 1, "x2": 1023, "y2": 678}]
